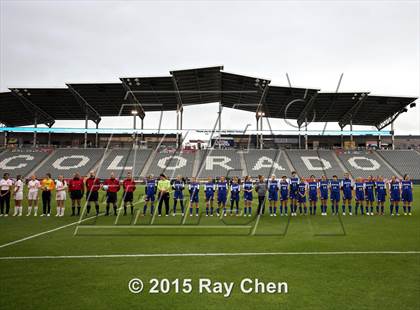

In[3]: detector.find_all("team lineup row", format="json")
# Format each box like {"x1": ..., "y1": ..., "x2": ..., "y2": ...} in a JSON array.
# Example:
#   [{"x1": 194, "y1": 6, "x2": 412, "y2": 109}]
[{"x1": 0, "y1": 171, "x2": 415, "y2": 218}]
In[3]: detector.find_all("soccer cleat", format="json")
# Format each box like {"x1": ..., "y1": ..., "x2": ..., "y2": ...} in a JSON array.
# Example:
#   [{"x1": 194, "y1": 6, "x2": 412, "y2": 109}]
[
  {"x1": 158, "y1": 214, "x2": 162, "y2": 217},
  {"x1": 173, "y1": 213, "x2": 176, "y2": 216},
  {"x1": 206, "y1": 214, "x2": 208, "y2": 217},
  {"x1": 47, "y1": 214, "x2": 50, "y2": 217},
  {"x1": 248, "y1": 214, "x2": 251, "y2": 217},
  {"x1": 0, "y1": 214, "x2": 3, "y2": 217},
  {"x1": 210, "y1": 214, "x2": 213, "y2": 217},
  {"x1": 13, "y1": 213, "x2": 17, "y2": 217},
  {"x1": 404, "y1": 213, "x2": 407, "y2": 216},
  {"x1": 342, "y1": 212, "x2": 346, "y2": 216},
  {"x1": 165, "y1": 214, "x2": 169, "y2": 217},
  {"x1": 189, "y1": 214, "x2": 192, "y2": 217},
  {"x1": 196, "y1": 214, "x2": 198, "y2": 217},
  {"x1": 41, "y1": 214, "x2": 45, "y2": 217},
  {"x1": 27, "y1": 213, "x2": 30, "y2": 216},
  {"x1": 4, "y1": 214, "x2": 8, "y2": 217},
  {"x1": 409, "y1": 213, "x2": 412, "y2": 216},
  {"x1": 55, "y1": 214, "x2": 59, "y2": 217},
  {"x1": 391, "y1": 213, "x2": 394, "y2": 216},
  {"x1": 370, "y1": 212, "x2": 374, "y2": 216},
  {"x1": 274, "y1": 214, "x2": 277, "y2": 217},
  {"x1": 349, "y1": 213, "x2": 352, "y2": 216}
]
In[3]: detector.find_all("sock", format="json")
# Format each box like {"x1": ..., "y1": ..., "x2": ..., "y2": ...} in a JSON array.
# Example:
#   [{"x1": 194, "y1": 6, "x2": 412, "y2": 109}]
[
  {"x1": 124, "y1": 206, "x2": 127, "y2": 214},
  {"x1": 349, "y1": 205, "x2": 352, "y2": 213},
  {"x1": 331, "y1": 205, "x2": 335, "y2": 214},
  {"x1": 360, "y1": 205, "x2": 364, "y2": 215},
  {"x1": 304, "y1": 207, "x2": 307, "y2": 214},
  {"x1": 396, "y1": 205, "x2": 399, "y2": 214},
  {"x1": 151, "y1": 205, "x2": 154, "y2": 215},
  {"x1": 370, "y1": 207, "x2": 373, "y2": 213},
  {"x1": 269, "y1": 207, "x2": 272, "y2": 214},
  {"x1": 61, "y1": 207, "x2": 65, "y2": 216},
  {"x1": 77, "y1": 206, "x2": 81, "y2": 215},
  {"x1": 273, "y1": 207, "x2": 277, "y2": 214},
  {"x1": 130, "y1": 206, "x2": 134, "y2": 214},
  {"x1": 390, "y1": 205, "x2": 394, "y2": 214},
  {"x1": 284, "y1": 206, "x2": 287, "y2": 214},
  {"x1": 223, "y1": 207, "x2": 226, "y2": 214},
  {"x1": 19, "y1": 206, "x2": 23, "y2": 215},
  {"x1": 206, "y1": 207, "x2": 209, "y2": 215},
  {"x1": 381, "y1": 206, "x2": 384, "y2": 214},
  {"x1": 28, "y1": 206, "x2": 32, "y2": 214},
  {"x1": 113, "y1": 206, "x2": 117, "y2": 215},
  {"x1": 248, "y1": 207, "x2": 252, "y2": 215},
  {"x1": 189, "y1": 207, "x2": 193, "y2": 215},
  {"x1": 408, "y1": 206, "x2": 412, "y2": 213},
  {"x1": 14, "y1": 207, "x2": 17, "y2": 214},
  {"x1": 366, "y1": 206, "x2": 369, "y2": 213},
  {"x1": 376, "y1": 206, "x2": 379, "y2": 213},
  {"x1": 72, "y1": 207, "x2": 75, "y2": 215},
  {"x1": 87, "y1": 205, "x2": 91, "y2": 214},
  {"x1": 403, "y1": 206, "x2": 407, "y2": 213},
  {"x1": 313, "y1": 206, "x2": 316, "y2": 215},
  {"x1": 106, "y1": 205, "x2": 110, "y2": 214},
  {"x1": 34, "y1": 207, "x2": 38, "y2": 215},
  {"x1": 279, "y1": 206, "x2": 283, "y2": 214},
  {"x1": 355, "y1": 203, "x2": 359, "y2": 214},
  {"x1": 196, "y1": 207, "x2": 199, "y2": 215},
  {"x1": 299, "y1": 206, "x2": 302, "y2": 214},
  {"x1": 95, "y1": 204, "x2": 99, "y2": 214},
  {"x1": 143, "y1": 205, "x2": 147, "y2": 215},
  {"x1": 173, "y1": 200, "x2": 178, "y2": 213},
  {"x1": 180, "y1": 201, "x2": 184, "y2": 213},
  {"x1": 335, "y1": 205, "x2": 338, "y2": 213},
  {"x1": 210, "y1": 206, "x2": 214, "y2": 215},
  {"x1": 342, "y1": 205, "x2": 345, "y2": 213}
]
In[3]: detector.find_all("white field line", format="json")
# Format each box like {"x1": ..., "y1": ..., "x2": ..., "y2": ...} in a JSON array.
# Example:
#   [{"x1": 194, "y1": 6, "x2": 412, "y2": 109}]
[
  {"x1": 0, "y1": 251, "x2": 419, "y2": 260},
  {"x1": 0, "y1": 214, "x2": 104, "y2": 249},
  {"x1": 76, "y1": 225, "x2": 253, "y2": 229}
]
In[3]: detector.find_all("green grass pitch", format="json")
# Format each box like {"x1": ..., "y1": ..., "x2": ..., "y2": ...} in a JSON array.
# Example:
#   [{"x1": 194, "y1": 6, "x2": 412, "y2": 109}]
[{"x1": 0, "y1": 186, "x2": 419, "y2": 309}]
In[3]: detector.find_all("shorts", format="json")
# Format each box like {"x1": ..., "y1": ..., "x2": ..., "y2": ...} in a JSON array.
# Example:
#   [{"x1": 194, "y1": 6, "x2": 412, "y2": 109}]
[
  {"x1": 28, "y1": 191, "x2": 38, "y2": 200},
  {"x1": 230, "y1": 195, "x2": 240, "y2": 202},
  {"x1": 377, "y1": 193, "x2": 386, "y2": 202},
  {"x1": 343, "y1": 191, "x2": 352, "y2": 200},
  {"x1": 145, "y1": 194, "x2": 155, "y2": 202},
  {"x1": 86, "y1": 191, "x2": 99, "y2": 202},
  {"x1": 309, "y1": 192, "x2": 318, "y2": 202},
  {"x1": 390, "y1": 192, "x2": 400, "y2": 202},
  {"x1": 205, "y1": 193, "x2": 214, "y2": 202},
  {"x1": 268, "y1": 192, "x2": 278, "y2": 201},
  {"x1": 218, "y1": 194, "x2": 227, "y2": 204},
  {"x1": 106, "y1": 192, "x2": 117, "y2": 204},
  {"x1": 289, "y1": 191, "x2": 298, "y2": 200},
  {"x1": 244, "y1": 192, "x2": 253, "y2": 201},
  {"x1": 56, "y1": 191, "x2": 66, "y2": 201},
  {"x1": 174, "y1": 192, "x2": 184, "y2": 200},
  {"x1": 190, "y1": 195, "x2": 199, "y2": 203},
  {"x1": 331, "y1": 192, "x2": 340, "y2": 202},
  {"x1": 124, "y1": 191, "x2": 133, "y2": 202},
  {"x1": 298, "y1": 195, "x2": 306, "y2": 203},
  {"x1": 14, "y1": 192, "x2": 23, "y2": 201},
  {"x1": 320, "y1": 191, "x2": 328, "y2": 200},
  {"x1": 402, "y1": 191, "x2": 413, "y2": 202},
  {"x1": 365, "y1": 192, "x2": 375, "y2": 202},
  {"x1": 355, "y1": 193, "x2": 365, "y2": 202},
  {"x1": 70, "y1": 190, "x2": 83, "y2": 200}
]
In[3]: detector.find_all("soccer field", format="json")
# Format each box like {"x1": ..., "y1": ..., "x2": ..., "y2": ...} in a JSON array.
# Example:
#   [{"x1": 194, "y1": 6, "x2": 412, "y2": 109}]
[{"x1": 0, "y1": 186, "x2": 419, "y2": 310}]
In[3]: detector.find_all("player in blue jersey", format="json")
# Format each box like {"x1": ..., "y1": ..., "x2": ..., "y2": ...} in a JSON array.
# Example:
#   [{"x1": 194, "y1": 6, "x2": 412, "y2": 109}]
[
  {"x1": 217, "y1": 176, "x2": 228, "y2": 216},
  {"x1": 330, "y1": 175, "x2": 341, "y2": 215},
  {"x1": 308, "y1": 175, "x2": 319, "y2": 215},
  {"x1": 143, "y1": 175, "x2": 156, "y2": 216},
  {"x1": 401, "y1": 174, "x2": 413, "y2": 215},
  {"x1": 268, "y1": 175, "x2": 279, "y2": 216},
  {"x1": 319, "y1": 175, "x2": 329, "y2": 216},
  {"x1": 341, "y1": 173, "x2": 354, "y2": 215},
  {"x1": 204, "y1": 177, "x2": 216, "y2": 216},
  {"x1": 297, "y1": 179, "x2": 308, "y2": 215},
  {"x1": 388, "y1": 176, "x2": 401, "y2": 216},
  {"x1": 365, "y1": 175, "x2": 375, "y2": 216},
  {"x1": 188, "y1": 177, "x2": 200, "y2": 216},
  {"x1": 230, "y1": 177, "x2": 241, "y2": 216},
  {"x1": 289, "y1": 172, "x2": 300, "y2": 216},
  {"x1": 279, "y1": 176, "x2": 289, "y2": 216},
  {"x1": 375, "y1": 176, "x2": 387, "y2": 215},
  {"x1": 354, "y1": 177, "x2": 365, "y2": 215},
  {"x1": 243, "y1": 176, "x2": 253, "y2": 217},
  {"x1": 172, "y1": 175, "x2": 185, "y2": 216}
]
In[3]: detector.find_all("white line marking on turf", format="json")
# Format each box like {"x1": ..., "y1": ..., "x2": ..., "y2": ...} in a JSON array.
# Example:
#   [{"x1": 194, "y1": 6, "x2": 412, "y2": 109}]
[
  {"x1": 0, "y1": 214, "x2": 103, "y2": 249},
  {"x1": 0, "y1": 251, "x2": 419, "y2": 260},
  {"x1": 76, "y1": 225, "x2": 253, "y2": 229}
]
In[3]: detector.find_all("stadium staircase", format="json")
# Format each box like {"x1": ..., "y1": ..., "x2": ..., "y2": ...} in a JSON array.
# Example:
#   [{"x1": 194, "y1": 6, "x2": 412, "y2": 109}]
[
  {"x1": 282, "y1": 150, "x2": 296, "y2": 173},
  {"x1": 140, "y1": 148, "x2": 157, "y2": 177},
  {"x1": 373, "y1": 151, "x2": 402, "y2": 178},
  {"x1": 192, "y1": 150, "x2": 200, "y2": 177},
  {"x1": 26, "y1": 149, "x2": 56, "y2": 178},
  {"x1": 238, "y1": 151, "x2": 248, "y2": 177},
  {"x1": 331, "y1": 150, "x2": 350, "y2": 177}
]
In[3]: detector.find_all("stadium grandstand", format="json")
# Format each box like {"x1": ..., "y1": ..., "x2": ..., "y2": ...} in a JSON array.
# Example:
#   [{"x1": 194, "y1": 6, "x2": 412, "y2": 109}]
[{"x1": 0, "y1": 66, "x2": 419, "y2": 181}]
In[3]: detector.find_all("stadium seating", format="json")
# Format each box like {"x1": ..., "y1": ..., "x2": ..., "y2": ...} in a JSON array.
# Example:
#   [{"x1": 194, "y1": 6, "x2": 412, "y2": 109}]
[
  {"x1": 243, "y1": 149, "x2": 292, "y2": 178},
  {"x1": 336, "y1": 150, "x2": 395, "y2": 178},
  {"x1": 34, "y1": 148, "x2": 104, "y2": 178},
  {"x1": 285, "y1": 149, "x2": 344, "y2": 178},
  {"x1": 195, "y1": 149, "x2": 242, "y2": 178},
  {"x1": 96, "y1": 148, "x2": 152, "y2": 179},
  {"x1": 378, "y1": 150, "x2": 420, "y2": 179},
  {"x1": 146, "y1": 150, "x2": 196, "y2": 178},
  {"x1": 0, "y1": 149, "x2": 51, "y2": 178}
]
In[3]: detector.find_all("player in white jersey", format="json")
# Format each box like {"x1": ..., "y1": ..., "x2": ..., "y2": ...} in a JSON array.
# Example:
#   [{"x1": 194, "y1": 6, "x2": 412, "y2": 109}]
[
  {"x1": 55, "y1": 175, "x2": 67, "y2": 217},
  {"x1": 13, "y1": 175, "x2": 24, "y2": 216},
  {"x1": 27, "y1": 175, "x2": 41, "y2": 216}
]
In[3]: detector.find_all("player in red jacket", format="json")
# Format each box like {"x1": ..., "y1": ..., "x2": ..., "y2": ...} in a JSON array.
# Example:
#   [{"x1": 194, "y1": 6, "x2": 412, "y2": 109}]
[
  {"x1": 68, "y1": 172, "x2": 84, "y2": 216},
  {"x1": 85, "y1": 171, "x2": 101, "y2": 215},
  {"x1": 122, "y1": 171, "x2": 136, "y2": 215},
  {"x1": 103, "y1": 172, "x2": 120, "y2": 216}
]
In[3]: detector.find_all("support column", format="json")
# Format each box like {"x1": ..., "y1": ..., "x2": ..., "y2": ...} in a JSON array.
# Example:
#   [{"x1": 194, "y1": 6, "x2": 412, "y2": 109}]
[
  {"x1": 133, "y1": 114, "x2": 137, "y2": 148},
  {"x1": 298, "y1": 125, "x2": 301, "y2": 149},
  {"x1": 84, "y1": 114, "x2": 88, "y2": 149},
  {"x1": 378, "y1": 131, "x2": 382, "y2": 150},
  {"x1": 255, "y1": 116, "x2": 259, "y2": 149},
  {"x1": 180, "y1": 109, "x2": 183, "y2": 148},
  {"x1": 350, "y1": 119, "x2": 353, "y2": 142},
  {"x1": 391, "y1": 122, "x2": 395, "y2": 150},
  {"x1": 48, "y1": 131, "x2": 51, "y2": 147},
  {"x1": 260, "y1": 116, "x2": 264, "y2": 149},
  {"x1": 340, "y1": 127, "x2": 344, "y2": 149},
  {"x1": 305, "y1": 118, "x2": 308, "y2": 150},
  {"x1": 33, "y1": 116, "x2": 38, "y2": 148},
  {"x1": 218, "y1": 103, "x2": 222, "y2": 149},
  {"x1": 95, "y1": 122, "x2": 99, "y2": 148},
  {"x1": 4, "y1": 131, "x2": 7, "y2": 147},
  {"x1": 176, "y1": 110, "x2": 179, "y2": 148}
]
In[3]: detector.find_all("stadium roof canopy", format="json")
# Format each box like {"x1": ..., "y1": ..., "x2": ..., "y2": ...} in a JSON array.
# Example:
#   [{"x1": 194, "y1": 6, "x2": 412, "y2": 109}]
[{"x1": 0, "y1": 66, "x2": 417, "y2": 129}]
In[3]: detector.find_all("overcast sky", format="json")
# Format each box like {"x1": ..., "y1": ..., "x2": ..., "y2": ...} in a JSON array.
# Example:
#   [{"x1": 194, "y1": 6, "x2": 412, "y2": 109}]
[{"x1": 0, "y1": 0, "x2": 419, "y2": 138}]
